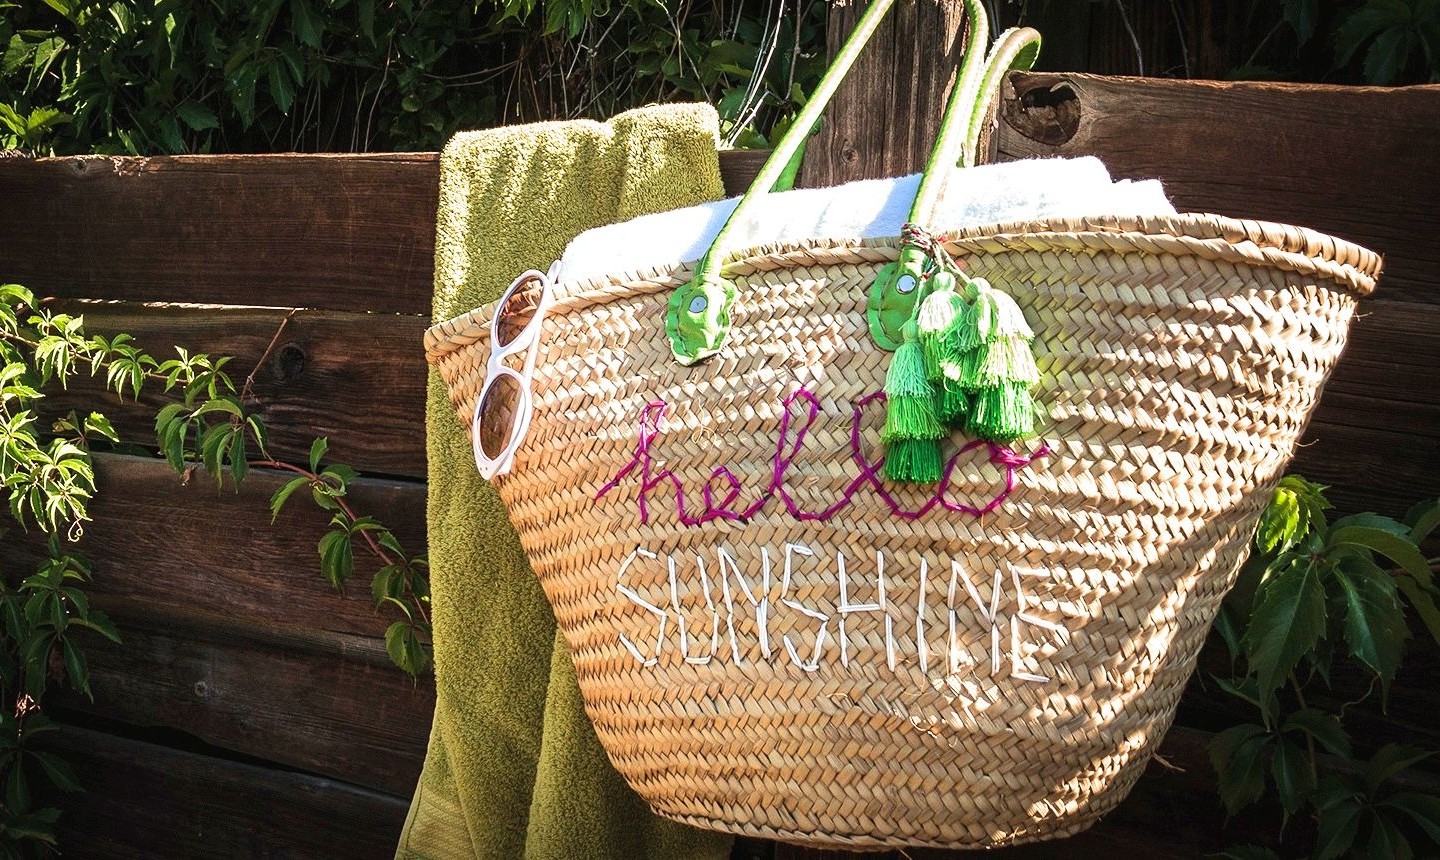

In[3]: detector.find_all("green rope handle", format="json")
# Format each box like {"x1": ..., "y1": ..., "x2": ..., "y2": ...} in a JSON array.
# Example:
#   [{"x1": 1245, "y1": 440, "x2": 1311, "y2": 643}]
[
  {"x1": 666, "y1": 0, "x2": 899, "y2": 365},
  {"x1": 908, "y1": 1, "x2": 993, "y2": 230},
  {"x1": 963, "y1": 27, "x2": 1043, "y2": 171},
  {"x1": 866, "y1": 23, "x2": 1042, "y2": 351},
  {"x1": 877, "y1": 25, "x2": 1046, "y2": 481}
]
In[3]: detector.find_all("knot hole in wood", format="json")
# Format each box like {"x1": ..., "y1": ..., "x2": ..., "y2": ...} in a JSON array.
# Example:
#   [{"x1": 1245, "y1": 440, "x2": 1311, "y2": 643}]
[
  {"x1": 273, "y1": 342, "x2": 308, "y2": 382},
  {"x1": 1002, "y1": 78, "x2": 1081, "y2": 147}
]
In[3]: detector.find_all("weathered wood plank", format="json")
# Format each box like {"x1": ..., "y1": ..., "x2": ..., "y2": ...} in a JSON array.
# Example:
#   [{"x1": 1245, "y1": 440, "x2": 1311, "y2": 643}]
[
  {"x1": 43, "y1": 301, "x2": 430, "y2": 478},
  {"x1": 43, "y1": 724, "x2": 409, "y2": 859},
  {"x1": 1289, "y1": 299, "x2": 1440, "y2": 515},
  {"x1": 0, "y1": 150, "x2": 763, "y2": 314},
  {"x1": 55, "y1": 599, "x2": 433, "y2": 796},
  {"x1": 8, "y1": 452, "x2": 426, "y2": 639},
  {"x1": 995, "y1": 74, "x2": 1440, "y2": 307},
  {"x1": 0, "y1": 153, "x2": 439, "y2": 314},
  {"x1": 800, "y1": 0, "x2": 968, "y2": 188}
]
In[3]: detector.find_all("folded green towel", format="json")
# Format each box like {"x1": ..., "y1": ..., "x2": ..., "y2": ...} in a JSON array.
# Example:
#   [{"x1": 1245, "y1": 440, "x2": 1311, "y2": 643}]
[{"x1": 398, "y1": 105, "x2": 733, "y2": 860}]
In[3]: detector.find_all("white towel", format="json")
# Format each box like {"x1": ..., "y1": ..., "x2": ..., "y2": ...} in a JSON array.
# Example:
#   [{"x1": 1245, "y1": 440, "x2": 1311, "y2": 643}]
[{"x1": 556, "y1": 157, "x2": 1175, "y2": 284}]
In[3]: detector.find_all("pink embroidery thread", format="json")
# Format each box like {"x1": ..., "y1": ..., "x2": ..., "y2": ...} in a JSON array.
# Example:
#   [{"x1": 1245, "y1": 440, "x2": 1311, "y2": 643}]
[{"x1": 595, "y1": 387, "x2": 1050, "y2": 526}]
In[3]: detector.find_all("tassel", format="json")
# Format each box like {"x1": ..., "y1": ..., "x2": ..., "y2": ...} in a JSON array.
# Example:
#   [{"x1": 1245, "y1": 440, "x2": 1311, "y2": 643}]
[
  {"x1": 954, "y1": 336, "x2": 1040, "y2": 390},
  {"x1": 937, "y1": 374, "x2": 971, "y2": 426},
  {"x1": 948, "y1": 278, "x2": 1032, "y2": 351},
  {"x1": 882, "y1": 321, "x2": 943, "y2": 483},
  {"x1": 916, "y1": 270, "x2": 962, "y2": 381},
  {"x1": 884, "y1": 438, "x2": 943, "y2": 484},
  {"x1": 966, "y1": 381, "x2": 1038, "y2": 443},
  {"x1": 948, "y1": 277, "x2": 1042, "y2": 443}
]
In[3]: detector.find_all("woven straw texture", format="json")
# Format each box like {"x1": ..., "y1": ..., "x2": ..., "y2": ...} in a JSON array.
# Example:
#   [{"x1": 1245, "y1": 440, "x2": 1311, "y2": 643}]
[{"x1": 425, "y1": 213, "x2": 1379, "y2": 850}]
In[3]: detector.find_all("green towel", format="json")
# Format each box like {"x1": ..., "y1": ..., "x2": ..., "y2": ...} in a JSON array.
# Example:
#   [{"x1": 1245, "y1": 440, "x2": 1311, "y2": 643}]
[{"x1": 398, "y1": 105, "x2": 733, "y2": 860}]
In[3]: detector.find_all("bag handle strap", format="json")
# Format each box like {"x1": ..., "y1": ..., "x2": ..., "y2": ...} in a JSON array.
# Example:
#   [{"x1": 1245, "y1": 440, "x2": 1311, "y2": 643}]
[
  {"x1": 663, "y1": 0, "x2": 899, "y2": 366},
  {"x1": 866, "y1": 24, "x2": 1040, "y2": 349},
  {"x1": 665, "y1": 0, "x2": 1037, "y2": 364}
]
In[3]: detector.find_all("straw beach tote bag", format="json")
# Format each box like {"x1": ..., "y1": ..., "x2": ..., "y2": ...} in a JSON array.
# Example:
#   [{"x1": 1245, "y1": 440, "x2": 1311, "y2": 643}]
[{"x1": 425, "y1": 0, "x2": 1380, "y2": 850}]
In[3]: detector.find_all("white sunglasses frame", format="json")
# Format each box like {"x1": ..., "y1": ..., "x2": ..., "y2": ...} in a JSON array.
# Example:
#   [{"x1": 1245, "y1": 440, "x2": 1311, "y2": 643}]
[{"x1": 471, "y1": 265, "x2": 556, "y2": 479}]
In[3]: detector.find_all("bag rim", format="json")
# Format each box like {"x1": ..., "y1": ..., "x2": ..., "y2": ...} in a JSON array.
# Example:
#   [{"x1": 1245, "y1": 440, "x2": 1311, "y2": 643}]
[{"x1": 424, "y1": 211, "x2": 1381, "y2": 365}]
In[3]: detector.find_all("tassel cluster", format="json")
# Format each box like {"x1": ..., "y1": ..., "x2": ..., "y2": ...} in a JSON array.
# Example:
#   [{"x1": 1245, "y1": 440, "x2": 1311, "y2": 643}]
[
  {"x1": 881, "y1": 321, "x2": 945, "y2": 483},
  {"x1": 953, "y1": 278, "x2": 1039, "y2": 442},
  {"x1": 880, "y1": 265, "x2": 1042, "y2": 484}
]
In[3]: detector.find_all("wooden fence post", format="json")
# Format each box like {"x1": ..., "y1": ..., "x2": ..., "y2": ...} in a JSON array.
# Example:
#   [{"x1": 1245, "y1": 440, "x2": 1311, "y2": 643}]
[{"x1": 799, "y1": 0, "x2": 970, "y2": 187}]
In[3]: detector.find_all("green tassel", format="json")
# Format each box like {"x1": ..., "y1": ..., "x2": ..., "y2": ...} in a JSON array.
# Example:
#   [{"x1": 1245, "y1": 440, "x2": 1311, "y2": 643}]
[
  {"x1": 942, "y1": 275, "x2": 1044, "y2": 443},
  {"x1": 949, "y1": 278, "x2": 1034, "y2": 354},
  {"x1": 882, "y1": 322, "x2": 942, "y2": 441},
  {"x1": 884, "y1": 437, "x2": 943, "y2": 483},
  {"x1": 937, "y1": 375, "x2": 970, "y2": 426},
  {"x1": 882, "y1": 321, "x2": 944, "y2": 484},
  {"x1": 916, "y1": 273, "x2": 963, "y2": 381},
  {"x1": 966, "y1": 381, "x2": 1038, "y2": 443},
  {"x1": 955, "y1": 336, "x2": 1040, "y2": 389}
]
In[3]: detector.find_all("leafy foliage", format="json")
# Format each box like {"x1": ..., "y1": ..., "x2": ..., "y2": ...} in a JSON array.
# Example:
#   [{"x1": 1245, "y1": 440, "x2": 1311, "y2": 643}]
[
  {"x1": 1332, "y1": 0, "x2": 1440, "y2": 85},
  {"x1": 0, "y1": 282, "x2": 429, "y2": 853},
  {"x1": 0, "y1": 0, "x2": 825, "y2": 155},
  {"x1": 1257, "y1": 0, "x2": 1440, "y2": 84},
  {"x1": 1210, "y1": 479, "x2": 1440, "y2": 858}
]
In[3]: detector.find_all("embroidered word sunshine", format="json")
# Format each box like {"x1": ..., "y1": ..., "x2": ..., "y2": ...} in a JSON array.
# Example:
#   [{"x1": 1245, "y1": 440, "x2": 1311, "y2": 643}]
[{"x1": 613, "y1": 543, "x2": 1067, "y2": 682}]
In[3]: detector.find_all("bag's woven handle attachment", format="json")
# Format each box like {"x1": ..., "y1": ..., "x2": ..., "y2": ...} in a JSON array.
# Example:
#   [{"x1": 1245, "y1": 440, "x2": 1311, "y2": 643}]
[{"x1": 666, "y1": 0, "x2": 1038, "y2": 364}]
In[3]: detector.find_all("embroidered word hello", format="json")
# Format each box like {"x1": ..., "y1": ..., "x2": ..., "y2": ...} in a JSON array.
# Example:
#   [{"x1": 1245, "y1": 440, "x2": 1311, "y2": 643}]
[
  {"x1": 595, "y1": 387, "x2": 1051, "y2": 525},
  {"x1": 615, "y1": 543, "x2": 1067, "y2": 683}
]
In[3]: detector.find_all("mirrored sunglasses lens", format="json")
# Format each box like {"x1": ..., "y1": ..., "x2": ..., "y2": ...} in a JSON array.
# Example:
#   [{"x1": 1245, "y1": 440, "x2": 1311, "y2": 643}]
[
  {"x1": 495, "y1": 276, "x2": 542, "y2": 347},
  {"x1": 477, "y1": 373, "x2": 522, "y2": 462}
]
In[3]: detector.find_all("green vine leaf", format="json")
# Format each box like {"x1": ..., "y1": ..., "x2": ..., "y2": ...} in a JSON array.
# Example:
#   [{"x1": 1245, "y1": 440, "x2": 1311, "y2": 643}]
[
  {"x1": 384, "y1": 621, "x2": 430, "y2": 677},
  {"x1": 1381, "y1": 792, "x2": 1440, "y2": 843},
  {"x1": 309, "y1": 437, "x2": 328, "y2": 472},
  {"x1": 1269, "y1": 735, "x2": 1313, "y2": 815},
  {"x1": 1209, "y1": 723, "x2": 1272, "y2": 816},
  {"x1": 1314, "y1": 798, "x2": 1363, "y2": 860},
  {"x1": 1329, "y1": 523, "x2": 1432, "y2": 582},
  {"x1": 27, "y1": 751, "x2": 81, "y2": 794},
  {"x1": 371, "y1": 563, "x2": 406, "y2": 604},
  {"x1": 1404, "y1": 498, "x2": 1440, "y2": 544},
  {"x1": 1333, "y1": 556, "x2": 1409, "y2": 691},
  {"x1": 81, "y1": 412, "x2": 117, "y2": 443},
  {"x1": 1396, "y1": 575, "x2": 1440, "y2": 646},
  {"x1": 1281, "y1": 707, "x2": 1352, "y2": 758},
  {"x1": 269, "y1": 475, "x2": 309, "y2": 523},
  {"x1": 1363, "y1": 745, "x2": 1433, "y2": 796},
  {"x1": 1242, "y1": 559, "x2": 1327, "y2": 721},
  {"x1": 1212, "y1": 674, "x2": 1262, "y2": 710},
  {"x1": 1366, "y1": 809, "x2": 1412, "y2": 859},
  {"x1": 1257, "y1": 475, "x2": 1331, "y2": 554},
  {"x1": 317, "y1": 528, "x2": 354, "y2": 588},
  {"x1": 59, "y1": 637, "x2": 88, "y2": 699}
]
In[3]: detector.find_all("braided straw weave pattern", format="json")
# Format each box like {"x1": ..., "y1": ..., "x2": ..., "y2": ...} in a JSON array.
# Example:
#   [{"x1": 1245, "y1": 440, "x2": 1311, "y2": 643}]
[{"x1": 425, "y1": 214, "x2": 1379, "y2": 850}]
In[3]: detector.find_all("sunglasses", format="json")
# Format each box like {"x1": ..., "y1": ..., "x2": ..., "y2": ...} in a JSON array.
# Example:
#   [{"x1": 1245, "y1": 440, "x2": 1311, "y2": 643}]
[{"x1": 471, "y1": 265, "x2": 557, "y2": 479}]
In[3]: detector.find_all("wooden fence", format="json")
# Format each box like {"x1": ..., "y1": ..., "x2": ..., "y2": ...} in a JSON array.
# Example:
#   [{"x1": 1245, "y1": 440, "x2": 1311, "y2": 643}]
[{"x1": 0, "y1": 74, "x2": 1437, "y2": 858}]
